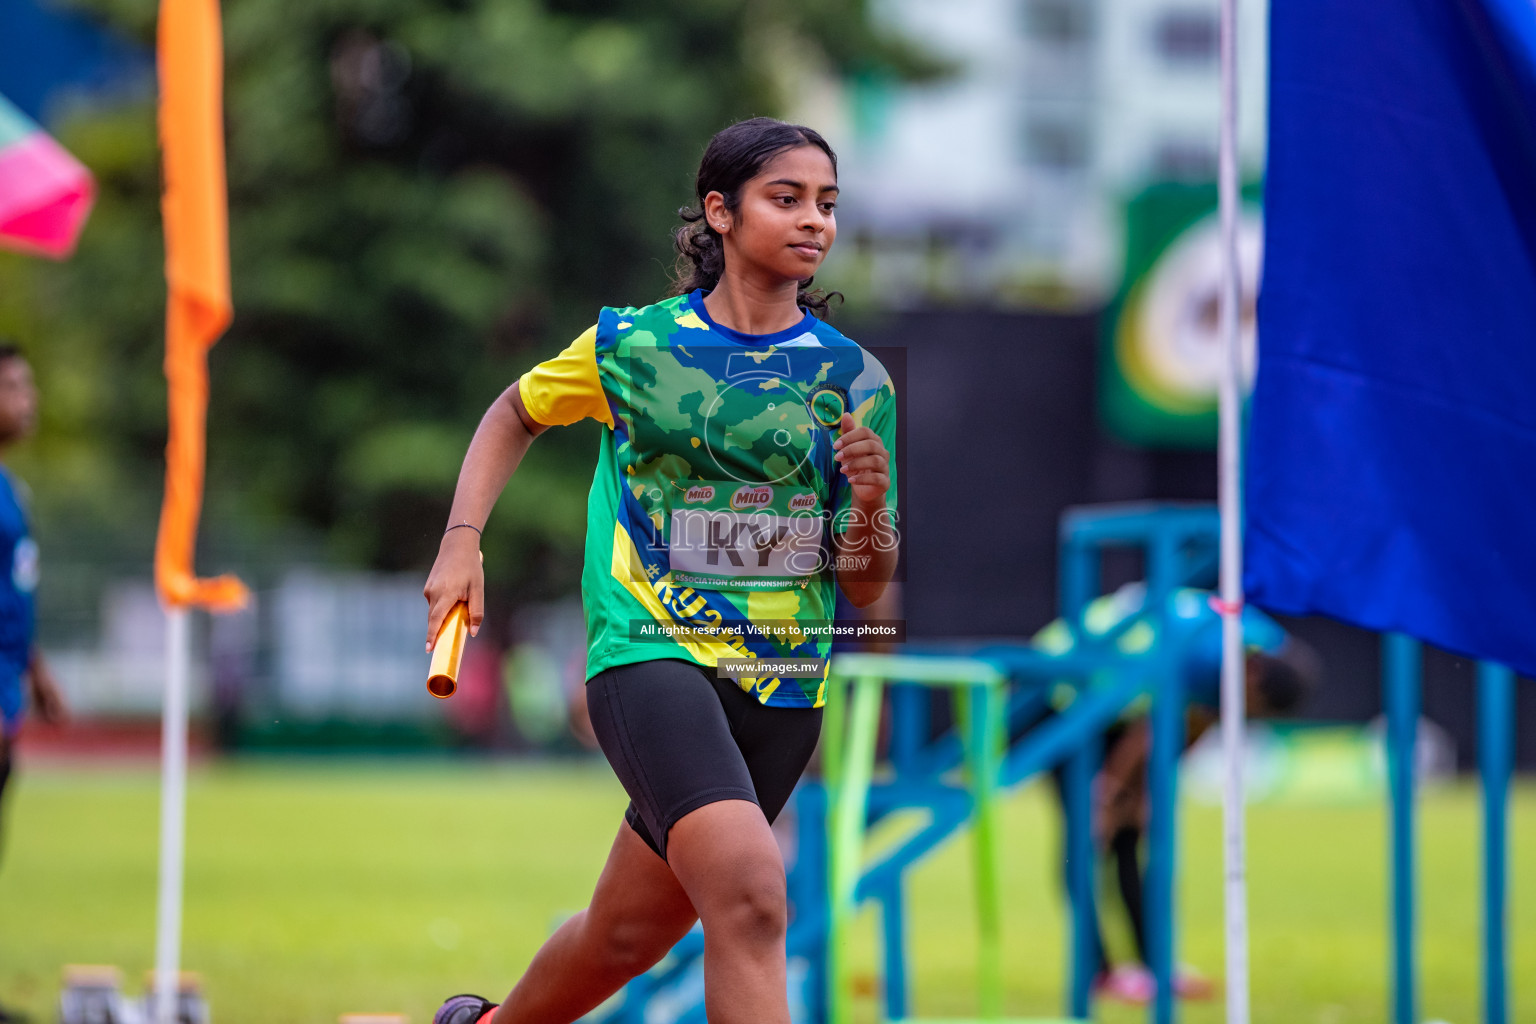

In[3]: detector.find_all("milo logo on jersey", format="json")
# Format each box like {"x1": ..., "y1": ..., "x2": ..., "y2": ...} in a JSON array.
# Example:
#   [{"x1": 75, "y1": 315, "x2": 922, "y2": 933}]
[
  {"x1": 667, "y1": 480, "x2": 825, "y2": 590},
  {"x1": 730, "y1": 485, "x2": 774, "y2": 510}
]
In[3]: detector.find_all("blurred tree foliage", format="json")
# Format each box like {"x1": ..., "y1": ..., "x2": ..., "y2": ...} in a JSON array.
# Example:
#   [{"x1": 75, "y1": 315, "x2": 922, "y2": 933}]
[{"x1": 0, "y1": 0, "x2": 938, "y2": 600}]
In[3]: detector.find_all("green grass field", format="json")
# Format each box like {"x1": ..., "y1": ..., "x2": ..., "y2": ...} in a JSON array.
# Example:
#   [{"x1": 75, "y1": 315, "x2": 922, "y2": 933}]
[{"x1": 0, "y1": 759, "x2": 1531, "y2": 1024}]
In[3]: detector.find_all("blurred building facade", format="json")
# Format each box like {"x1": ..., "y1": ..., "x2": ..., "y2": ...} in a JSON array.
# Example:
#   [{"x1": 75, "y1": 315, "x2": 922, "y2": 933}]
[{"x1": 804, "y1": 0, "x2": 1268, "y2": 306}]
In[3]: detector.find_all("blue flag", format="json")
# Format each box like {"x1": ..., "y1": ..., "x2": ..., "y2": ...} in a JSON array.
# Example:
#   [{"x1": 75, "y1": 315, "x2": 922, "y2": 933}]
[{"x1": 1247, "y1": 0, "x2": 1536, "y2": 676}]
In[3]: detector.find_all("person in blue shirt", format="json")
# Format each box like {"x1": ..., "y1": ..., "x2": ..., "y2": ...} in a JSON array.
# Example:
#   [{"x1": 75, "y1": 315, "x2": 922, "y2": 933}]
[
  {"x1": 1037, "y1": 584, "x2": 1318, "y2": 1004},
  {"x1": 0, "y1": 342, "x2": 67, "y2": 888}
]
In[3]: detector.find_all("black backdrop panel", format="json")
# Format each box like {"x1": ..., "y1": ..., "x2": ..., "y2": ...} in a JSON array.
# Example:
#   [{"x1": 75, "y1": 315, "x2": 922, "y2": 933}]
[{"x1": 850, "y1": 308, "x2": 1535, "y2": 769}]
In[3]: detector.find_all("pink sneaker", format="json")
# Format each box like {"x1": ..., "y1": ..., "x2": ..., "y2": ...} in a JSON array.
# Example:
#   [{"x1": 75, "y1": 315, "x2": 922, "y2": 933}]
[{"x1": 1094, "y1": 965, "x2": 1155, "y2": 1004}]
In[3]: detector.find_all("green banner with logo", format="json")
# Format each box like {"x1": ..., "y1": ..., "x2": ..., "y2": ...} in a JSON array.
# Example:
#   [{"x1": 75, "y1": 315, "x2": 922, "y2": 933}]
[{"x1": 1100, "y1": 182, "x2": 1263, "y2": 448}]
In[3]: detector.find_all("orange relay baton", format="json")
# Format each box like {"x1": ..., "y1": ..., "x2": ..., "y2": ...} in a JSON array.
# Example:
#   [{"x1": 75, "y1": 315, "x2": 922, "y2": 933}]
[{"x1": 427, "y1": 602, "x2": 470, "y2": 699}]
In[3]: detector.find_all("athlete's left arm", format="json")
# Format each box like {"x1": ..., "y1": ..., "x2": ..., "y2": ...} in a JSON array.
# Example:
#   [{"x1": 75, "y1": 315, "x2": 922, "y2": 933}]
[
  {"x1": 26, "y1": 649, "x2": 67, "y2": 724},
  {"x1": 832, "y1": 412, "x2": 897, "y2": 608}
]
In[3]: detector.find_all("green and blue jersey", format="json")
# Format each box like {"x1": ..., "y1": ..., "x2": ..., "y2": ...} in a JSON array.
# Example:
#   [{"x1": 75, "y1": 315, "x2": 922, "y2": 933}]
[{"x1": 518, "y1": 291, "x2": 897, "y2": 707}]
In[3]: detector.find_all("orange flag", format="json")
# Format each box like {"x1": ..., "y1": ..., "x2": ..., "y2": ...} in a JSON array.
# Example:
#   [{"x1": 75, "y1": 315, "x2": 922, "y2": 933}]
[{"x1": 153, "y1": 0, "x2": 247, "y2": 612}]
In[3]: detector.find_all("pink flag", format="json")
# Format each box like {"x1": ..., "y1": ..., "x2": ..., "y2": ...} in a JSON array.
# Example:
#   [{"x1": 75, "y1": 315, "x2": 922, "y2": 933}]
[{"x1": 0, "y1": 93, "x2": 96, "y2": 260}]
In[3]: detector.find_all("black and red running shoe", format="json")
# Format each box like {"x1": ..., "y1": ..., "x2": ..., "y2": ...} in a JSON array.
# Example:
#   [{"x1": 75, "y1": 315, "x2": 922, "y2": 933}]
[{"x1": 432, "y1": 994, "x2": 497, "y2": 1024}]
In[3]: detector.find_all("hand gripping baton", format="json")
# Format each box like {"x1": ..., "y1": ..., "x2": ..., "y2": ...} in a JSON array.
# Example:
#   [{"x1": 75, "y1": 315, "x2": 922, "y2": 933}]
[
  {"x1": 427, "y1": 602, "x2": 470, "y2": 699},
  {"x1": 426, "y1": 550, "x2": 482, "y2": 699}
]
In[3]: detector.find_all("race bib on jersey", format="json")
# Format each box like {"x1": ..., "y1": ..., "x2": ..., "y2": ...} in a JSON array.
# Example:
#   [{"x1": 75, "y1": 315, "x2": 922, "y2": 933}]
[{"x1": 666, "y1": 482, "x2": 825, "y2": 590}]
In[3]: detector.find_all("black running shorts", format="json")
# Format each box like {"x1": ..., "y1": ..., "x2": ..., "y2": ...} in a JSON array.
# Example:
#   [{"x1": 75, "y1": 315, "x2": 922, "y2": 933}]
[{"x1": 586, "y1": 658, "x2": 823, "y2": 861}]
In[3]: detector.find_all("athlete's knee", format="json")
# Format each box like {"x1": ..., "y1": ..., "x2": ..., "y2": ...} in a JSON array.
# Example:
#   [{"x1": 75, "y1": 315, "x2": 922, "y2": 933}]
[
  {"x1": 703, "y1": 861, "x2": 787, "y2": 946},
  {"x1": 606, "y1": 923, "x2": 673, "y2": 977},
  {"x1": 589, "y1": 907, "x2": 691, "y2": 977}
]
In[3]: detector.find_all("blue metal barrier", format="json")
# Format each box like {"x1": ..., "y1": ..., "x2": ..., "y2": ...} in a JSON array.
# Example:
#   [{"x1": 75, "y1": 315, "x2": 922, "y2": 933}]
[
  {"x1": 1383, "y1": 636, "x2": 1518, "y2": 1024},
  {"x1": 1478, "y1": 663, "x2": 1513, "y2": 1024}
]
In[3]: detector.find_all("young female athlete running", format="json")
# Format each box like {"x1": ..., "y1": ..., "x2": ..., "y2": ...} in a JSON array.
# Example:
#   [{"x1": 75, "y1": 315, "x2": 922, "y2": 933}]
[{"x1": 423, "y1": 117, "x2": 897, "y2": 1024}]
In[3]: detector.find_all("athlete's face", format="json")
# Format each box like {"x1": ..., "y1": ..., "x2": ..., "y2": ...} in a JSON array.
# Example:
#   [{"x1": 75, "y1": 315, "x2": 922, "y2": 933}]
[
  {"x1": 712, "y1": 144, "x2": 838, "y2": 287},
  {"x1": 0, "y1": 357, "x2": 37, "y2": 444}
]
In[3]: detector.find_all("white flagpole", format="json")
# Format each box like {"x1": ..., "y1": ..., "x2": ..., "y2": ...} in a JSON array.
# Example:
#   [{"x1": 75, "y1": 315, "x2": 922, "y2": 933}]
[
  {"x1": 154, "y1": 606, "x2": 191, "y2": 1024},
  {"x1": 1216, "y1": 0, "x2": 1251, "y2": 1021}
]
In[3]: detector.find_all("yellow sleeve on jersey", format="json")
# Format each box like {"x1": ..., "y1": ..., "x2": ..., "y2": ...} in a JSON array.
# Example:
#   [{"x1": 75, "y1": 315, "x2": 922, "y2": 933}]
[{"x1": 517, "y1": 325, "x2": 614, "y2": 428}]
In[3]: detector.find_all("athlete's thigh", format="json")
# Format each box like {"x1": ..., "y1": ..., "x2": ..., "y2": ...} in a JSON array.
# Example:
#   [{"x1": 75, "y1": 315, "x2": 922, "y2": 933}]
[
  {"x1": 587, "y1": 659, "x2": 758, "y2": 860},
  {"x1": 717, "y1": 678, "x2": 822, "y2": 825},
  {"x1": 665, "y1": 798, "x2": 784, "y2": 914}
]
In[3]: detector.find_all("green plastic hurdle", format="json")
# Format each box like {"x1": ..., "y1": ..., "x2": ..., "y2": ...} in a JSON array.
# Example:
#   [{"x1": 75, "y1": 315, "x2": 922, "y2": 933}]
[{"x1": 823, "y1": 652, "x2": 1086, "y2": 1024}]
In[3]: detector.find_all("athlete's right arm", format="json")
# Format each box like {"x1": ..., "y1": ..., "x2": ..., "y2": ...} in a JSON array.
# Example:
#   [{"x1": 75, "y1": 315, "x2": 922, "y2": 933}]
[
  {"x1": 423, "y1": 381, "x2": 547, "y2": 650},
  {"x1": 423, "y1": 324, "x2": 610, "y2": 650}
]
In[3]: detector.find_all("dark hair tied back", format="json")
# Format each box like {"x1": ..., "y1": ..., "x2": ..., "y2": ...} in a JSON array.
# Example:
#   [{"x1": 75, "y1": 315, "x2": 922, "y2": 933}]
[{"x1": 670, "y1": 117, "x2": 842, "y2": 318}]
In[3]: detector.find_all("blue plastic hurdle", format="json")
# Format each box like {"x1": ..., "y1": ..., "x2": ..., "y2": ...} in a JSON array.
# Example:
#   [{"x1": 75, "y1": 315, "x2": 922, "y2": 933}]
[{"x1": 805, "y1": 504, "x2": 1224, "y2": 1024}]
